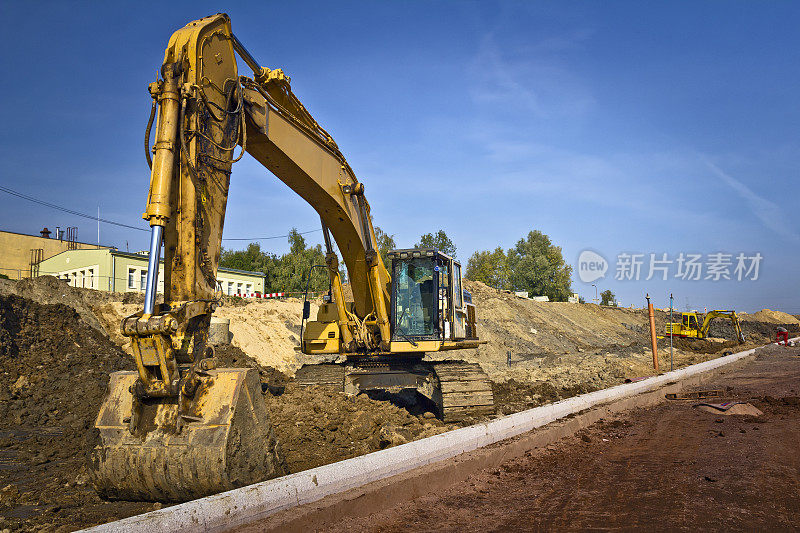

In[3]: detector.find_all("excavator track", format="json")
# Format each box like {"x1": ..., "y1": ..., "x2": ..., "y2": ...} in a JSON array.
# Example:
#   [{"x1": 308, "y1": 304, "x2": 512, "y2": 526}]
[
  {"x1": 294, "y1": 360, "x2": 495, "y2": 423},
  {"x1": 294, "y1": 363, "x2": 346, "y2": 389},
  {"x1": 432, "y1": 361, "x2": 495, "y2": 422}
]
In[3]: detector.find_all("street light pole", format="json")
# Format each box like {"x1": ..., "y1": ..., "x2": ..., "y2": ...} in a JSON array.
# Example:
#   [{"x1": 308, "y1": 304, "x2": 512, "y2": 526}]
[
  {"x1": 592, "y1": 284, "x2": 598, "y2": 304},
  {"x1": 670, "y1": 293, "x2": 674, "y2": 371}
]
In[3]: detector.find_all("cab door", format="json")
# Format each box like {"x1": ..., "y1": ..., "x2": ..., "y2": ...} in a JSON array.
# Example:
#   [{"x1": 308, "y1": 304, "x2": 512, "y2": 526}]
[{"x1": 452, "y1": 261, "x2": 467, "y2": 339}]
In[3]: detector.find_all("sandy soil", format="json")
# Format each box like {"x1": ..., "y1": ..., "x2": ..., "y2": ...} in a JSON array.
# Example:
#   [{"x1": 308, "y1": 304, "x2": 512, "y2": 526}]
[{"x1": 326, "y1": 343, "x2": 800, "y2": 532}]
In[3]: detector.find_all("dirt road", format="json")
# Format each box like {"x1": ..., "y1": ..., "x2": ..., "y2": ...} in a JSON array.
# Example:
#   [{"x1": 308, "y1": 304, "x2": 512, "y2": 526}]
[{"x1": 327, "y1": 343, "x2": 800, "y2": 532}]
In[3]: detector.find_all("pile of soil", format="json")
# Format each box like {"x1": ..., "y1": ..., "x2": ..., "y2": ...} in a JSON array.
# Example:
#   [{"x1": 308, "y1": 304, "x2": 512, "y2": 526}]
[
  {"x1": 492, "y1": 379, "x2": 598, "y2": 416},
  {"x1": 0, "y1": 294, "x2": 152, "y2": 532},
  {"x1": 213, "y1": 344, "x2": 289, "y2": 395},
  {"x1": 0, "y1": 276, "x2": 108, "y2": 333},
  {"x1": 672, "y1": 337, "x2": 742, "y2": 354},
  {"x1": 93, "y1": 297, "x2": 313, "y2": 376},
  {"x1": 194, "y1": 347, "x2": 452, "y2": 475},
  {"x1": 709, "y1": 317, "x2": 798, "y2": 342},
  {"x1": 741, "y1": 309, "x2": 800, "y2": 324},
  {"x1": 263, "y1": 384, "x2": 450, "y2": 473}
]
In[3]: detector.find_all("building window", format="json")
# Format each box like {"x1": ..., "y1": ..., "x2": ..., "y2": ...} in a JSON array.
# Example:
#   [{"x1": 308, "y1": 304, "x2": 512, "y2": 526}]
[
  {"x1": 128, "y1": 268, "x2": 136, "y2": 289},
  {"x1": 228, "y1": 282, "x2": 234, "y2": 296},
  {"x1": 237, "y1": 283, "x2": 243, "y2": 295},
  {"x1": 245, "y1": 283, "x2": 253, "y2": 294},
  {"x1": 140, "y1": 270, "x2": 147, "y2": 291}
]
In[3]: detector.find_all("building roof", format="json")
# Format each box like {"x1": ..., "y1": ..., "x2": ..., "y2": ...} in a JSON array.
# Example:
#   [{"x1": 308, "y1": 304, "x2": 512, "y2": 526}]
[{"x1": 0, "y1": 228, "x2": 113, "y2": 248}]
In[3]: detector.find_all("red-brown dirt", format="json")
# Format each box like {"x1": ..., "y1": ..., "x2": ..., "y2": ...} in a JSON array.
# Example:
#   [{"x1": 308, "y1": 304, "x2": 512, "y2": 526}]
[{"x1": 327, "y1": 343, "x2": 800, "y2": 532}]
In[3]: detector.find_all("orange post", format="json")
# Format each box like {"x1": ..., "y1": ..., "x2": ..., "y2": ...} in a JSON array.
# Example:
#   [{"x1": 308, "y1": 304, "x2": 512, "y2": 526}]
[{"x1": 646, "y1": 294, "x2": 660, "y2": 372}]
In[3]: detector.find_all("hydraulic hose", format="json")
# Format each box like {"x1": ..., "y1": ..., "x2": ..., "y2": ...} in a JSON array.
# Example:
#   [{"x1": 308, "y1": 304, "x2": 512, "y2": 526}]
[{"x1": 144, "y1": 99, "x2": 157, "y2": 170}]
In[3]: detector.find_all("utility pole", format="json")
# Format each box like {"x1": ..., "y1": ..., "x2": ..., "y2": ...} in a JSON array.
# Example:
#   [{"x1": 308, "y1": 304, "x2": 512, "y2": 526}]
[
  {"x1": 646, "y1": 294, "x2": 659, "y2": 372},
  {"x1": 592, "y1": 284, "x2": 598, "y2": 304},
  {"x1": 97, "y1": 205, "x2": 100, "y2": 247}
]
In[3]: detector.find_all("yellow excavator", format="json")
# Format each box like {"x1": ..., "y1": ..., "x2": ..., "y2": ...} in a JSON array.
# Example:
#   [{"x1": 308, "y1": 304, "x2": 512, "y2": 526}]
[
  {"x1": 89, "y1": 14, "x2": 493, "y2": 502},
  {"x1": 665, "y1": 310, "x2": 745, "y2": 343}
]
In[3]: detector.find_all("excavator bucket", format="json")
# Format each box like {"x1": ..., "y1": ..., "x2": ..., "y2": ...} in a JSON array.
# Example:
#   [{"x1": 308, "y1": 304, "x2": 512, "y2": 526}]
[{"x1": 89, "y1": 368, "x2": 282, "y2": 502}]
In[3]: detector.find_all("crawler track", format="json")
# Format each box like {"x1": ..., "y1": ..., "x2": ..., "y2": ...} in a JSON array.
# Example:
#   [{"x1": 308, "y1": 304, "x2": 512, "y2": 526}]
[
  {"x1": 294, "y1": 363, "x2": 346, "y2": 389},
  {"x1": 432, "y1": 362, "x2": 495, "y2": 422},
  {"x1": 295, "y1": 360, "x2": 495, "y2": 422}
]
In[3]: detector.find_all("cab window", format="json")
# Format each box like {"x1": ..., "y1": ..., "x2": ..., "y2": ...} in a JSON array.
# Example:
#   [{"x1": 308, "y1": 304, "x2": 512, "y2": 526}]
[{"x1": 393, "y1": 258, "x2": 437, "y2": 338}]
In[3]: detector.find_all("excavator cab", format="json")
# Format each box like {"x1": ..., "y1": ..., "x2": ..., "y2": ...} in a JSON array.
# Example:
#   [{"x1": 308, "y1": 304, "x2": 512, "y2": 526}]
[
  {"x1": 387, "y1": 249, "x2": 475, "y2": 344},
  {"x1": 666, "y1": 312, "x2": 702, "y2": 338}
]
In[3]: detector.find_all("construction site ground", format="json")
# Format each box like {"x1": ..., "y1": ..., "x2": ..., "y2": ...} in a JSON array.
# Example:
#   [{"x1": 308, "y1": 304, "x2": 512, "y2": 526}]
[
  {"x1": 0, "y1": 276, "x2": 797, "y2": 531},
  {"x1": 325, "y1": 343, "x2": 800, "y2": 532}
]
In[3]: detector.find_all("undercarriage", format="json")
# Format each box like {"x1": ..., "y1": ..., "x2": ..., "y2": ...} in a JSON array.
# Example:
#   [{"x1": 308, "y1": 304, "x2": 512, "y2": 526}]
[{"x1": 295, "y1": 358, "x2": 495, "y2": 423}]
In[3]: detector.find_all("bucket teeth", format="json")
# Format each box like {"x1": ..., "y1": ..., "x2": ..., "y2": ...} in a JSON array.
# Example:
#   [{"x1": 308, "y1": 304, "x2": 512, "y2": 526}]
[{"x1": 89, "y1": 368, "x2": 283, "y2": 502}]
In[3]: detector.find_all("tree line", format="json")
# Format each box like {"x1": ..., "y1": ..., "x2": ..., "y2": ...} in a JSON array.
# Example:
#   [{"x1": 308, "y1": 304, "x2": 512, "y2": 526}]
[
  {"x1": 221, "y1": 227, "x2": 459, "y2": 294},
  {"x1": 221, "y1": 226, "x2": 575, "y2": 303},
  {"x1": 465, "y1": 230, "x2": 573, "y2": 302},
  {"x1": 219, "y1": 229, "x2": 329, "y2": 294}
]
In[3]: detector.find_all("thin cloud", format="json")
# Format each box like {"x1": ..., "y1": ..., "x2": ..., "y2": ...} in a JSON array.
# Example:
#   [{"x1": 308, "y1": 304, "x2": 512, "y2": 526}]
[
  {"x1": 706, "y1": 161, "x2": 800, "y2": 243},
  {"x1": 469, "y1": 32, "x2": 594, "y2": 118}
]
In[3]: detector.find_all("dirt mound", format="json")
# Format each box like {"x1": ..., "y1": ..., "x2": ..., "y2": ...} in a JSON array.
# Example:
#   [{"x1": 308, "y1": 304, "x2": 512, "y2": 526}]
[
  {"x1": 213, "y1": 344, "x2": 289, "y2": 395},
  {"x1": 492, "y1": 379, "x2": 598, "y2": 416},
  {"x1": 429, "y1": 281, "x2": 691, "y2": 387},
  {"x1": 0, "y1": 294, "x2": 152, "y2": 531},
  {"x1": 213, "y1": 298, "x2": 314, "y2": 374},
  {"x1": 92, "y1": 298, "x2": 313, "y2": 375},
  {"x1": 742, "y1": 309, "x2": 800, "y2": 324},
  {"x1": 201, "y1": 346, "x2": 452, "y2": 475},
  {"x1": 264, "y1": 384, "x2": 449, "y2": 474},
  {"x1": 0, "y1": 276, "x2": 110, "y2": 333}
]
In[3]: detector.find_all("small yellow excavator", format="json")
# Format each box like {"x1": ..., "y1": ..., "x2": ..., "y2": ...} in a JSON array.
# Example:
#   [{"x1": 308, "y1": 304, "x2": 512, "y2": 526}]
[
  {"x1": 665, "y1": 310, "x2": 745, "y2": 343},
  {"x1": 89, "y1": 14, "x2": 493, "y2": 502}
]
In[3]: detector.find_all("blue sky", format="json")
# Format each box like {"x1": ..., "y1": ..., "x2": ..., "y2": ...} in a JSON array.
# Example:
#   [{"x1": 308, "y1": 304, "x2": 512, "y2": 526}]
[{"x1": 1, "y1": 1, "x2": 798, "y2": 312}]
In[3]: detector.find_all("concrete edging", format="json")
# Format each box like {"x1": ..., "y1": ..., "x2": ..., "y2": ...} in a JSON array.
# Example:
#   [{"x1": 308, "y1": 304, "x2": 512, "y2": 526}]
[{"x1": 86, "y1": 342, "x2": 785, "y2": 533}]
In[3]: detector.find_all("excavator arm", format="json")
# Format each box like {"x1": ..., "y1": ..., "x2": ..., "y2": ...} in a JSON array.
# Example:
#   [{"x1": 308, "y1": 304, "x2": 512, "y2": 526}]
[{"x1": 699, "y1": 310, "x2": 746, "y2": 344}]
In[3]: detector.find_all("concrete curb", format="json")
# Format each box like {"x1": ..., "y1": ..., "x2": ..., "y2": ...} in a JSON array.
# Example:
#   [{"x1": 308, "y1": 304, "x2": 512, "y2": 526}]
[{"x1": 86, "y1": 341, "x2": 792, "y2": 533}]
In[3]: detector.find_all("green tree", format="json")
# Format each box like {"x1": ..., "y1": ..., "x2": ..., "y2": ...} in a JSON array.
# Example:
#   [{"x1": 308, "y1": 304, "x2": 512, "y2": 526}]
[
  {"x1": 374, "y1": 225, "x2": 396, "y2": 268},
  {"x1": 600, "y1": 289, "x2": 616, "y2": 306},
  {"x1": 465, "y1": 247, "x2": 509, "y2": 288},
  {"x1": 506, "y1": 230, "x2": 573, "y2": 302},
  {"x1": 415, "y1": 229, "x2": 456, "y2": 258},
  {"x1": 271, "y1": 229, "x2": 328, "y2": 293},
  {"x1": 219, "y1": 230, "x2": 329, "y2": 295},
  {"x1": 219, "y1": 242, "x2": 276, "y2": 275}
]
